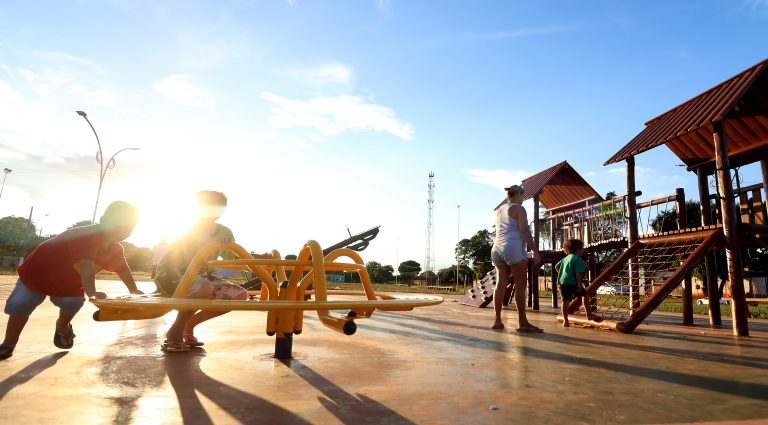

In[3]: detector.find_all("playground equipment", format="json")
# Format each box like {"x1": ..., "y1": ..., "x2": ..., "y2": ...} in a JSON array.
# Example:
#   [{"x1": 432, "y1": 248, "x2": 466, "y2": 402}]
[
  {"x1": 560, "y1": 227, "x2": 721, "y2": 332},
  {"x1": 458, "y1": 270, "x2": 496, "y2": 308},
  {"x1": 91, "y1": 240, "x2": 442, "y2": 358}
]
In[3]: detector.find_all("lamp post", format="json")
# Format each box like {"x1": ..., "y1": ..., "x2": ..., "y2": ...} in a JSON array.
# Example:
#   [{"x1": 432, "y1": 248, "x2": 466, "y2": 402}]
[
  {"x1": 37, "y1": 213, "x2": 49, "y2": 237},
  {"x1": 456, "y1": 204, "x2": 460, "y2": 290},
  {"x1": 76, "y1": 111, "x2": 139, "y2": 223},
  {"x1": 0, "y1": 168, "x2": 12, "y2": 201}
]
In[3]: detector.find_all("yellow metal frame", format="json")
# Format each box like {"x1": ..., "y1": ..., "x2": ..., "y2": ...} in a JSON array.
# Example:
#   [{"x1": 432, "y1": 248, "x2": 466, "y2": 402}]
[{"x1": 92, "y1": 241, "x2": 443, "y2": 337}]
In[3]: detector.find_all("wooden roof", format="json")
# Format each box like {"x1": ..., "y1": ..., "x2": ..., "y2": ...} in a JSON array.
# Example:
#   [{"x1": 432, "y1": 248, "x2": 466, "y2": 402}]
[
  {"x1": 495, "y1": 161, "x2": 599, "y2": 212},
  {"x1": 605, "y1": 58, "x2": 768, "y2": 171}
]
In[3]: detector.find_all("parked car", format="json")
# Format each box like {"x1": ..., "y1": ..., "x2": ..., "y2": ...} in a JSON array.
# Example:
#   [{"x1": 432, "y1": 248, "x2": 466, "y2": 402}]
[
  {"x1": 695, "y1": 297, "x2": 729, "y2": 305},
  {"x1": 597, "y1": 281, "x2": 630, "y2": 295}
]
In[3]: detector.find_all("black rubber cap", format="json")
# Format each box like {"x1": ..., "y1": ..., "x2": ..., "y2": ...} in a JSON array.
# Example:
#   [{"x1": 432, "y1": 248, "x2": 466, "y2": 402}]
[
  {"x1": 266, "y1": 331, "x2": 276, "y2": 336},
  {"x1": 92, "y1": 311, "x2": 100, "y2": 321},
  {"x1": 347, "y1": 311, "x2": 357, "y2": 318},
  {"x1": 343, "y1": 320, "x2": 357, "y2": 335},
  {"x1": 294, "y1": 329, "x2": 302, "y2": 335}
]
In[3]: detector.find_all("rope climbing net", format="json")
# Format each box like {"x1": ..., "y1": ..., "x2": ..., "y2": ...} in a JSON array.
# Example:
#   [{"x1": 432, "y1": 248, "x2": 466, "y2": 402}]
[{"x1": 580, "y1": 233, "x2": 710, "y2": 322}]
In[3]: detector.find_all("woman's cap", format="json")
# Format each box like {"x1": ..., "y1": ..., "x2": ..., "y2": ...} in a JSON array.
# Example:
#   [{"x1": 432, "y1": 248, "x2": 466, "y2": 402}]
[{"x1": 504, "y1": 184, "x2": 524, "y2": 195}]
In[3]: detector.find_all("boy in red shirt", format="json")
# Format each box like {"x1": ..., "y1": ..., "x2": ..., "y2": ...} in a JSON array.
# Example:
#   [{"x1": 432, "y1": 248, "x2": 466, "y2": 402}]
[{"x1": 0, "y1": 201, "x2": 143, "y2": 360}]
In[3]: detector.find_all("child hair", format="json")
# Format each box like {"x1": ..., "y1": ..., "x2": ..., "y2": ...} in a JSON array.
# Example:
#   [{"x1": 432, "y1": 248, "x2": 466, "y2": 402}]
[
  {"x1": 99, "y1": 201, "x2": 139, "y2": 228},
  {"x1": 563, "y1": 239, "x2": 584, "y2": 254},
  {"x1": 197, "y1": 190, "x2": 227, "y2": 207}
]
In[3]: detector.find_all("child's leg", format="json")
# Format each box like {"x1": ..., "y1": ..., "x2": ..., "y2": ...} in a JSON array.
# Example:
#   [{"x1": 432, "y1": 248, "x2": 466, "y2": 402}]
[
  {"x1": 561, "y1": 300, "x2": 570, "y2": 327},
  {"x1": 166, "y1": 278, "x2": 214, "y2": 344},
  {"x1": 2, "y1": 315, "x2": 29, "y2": 347},
  {"x1": 184, "y1": 282, "x2": 247, "y2": 338},
  {"x1": 559, "y1": 285, "x2": 573, "y2": 327},
  {"x1": 2, "y1": 280, "x2": 46, "y2": 353}
]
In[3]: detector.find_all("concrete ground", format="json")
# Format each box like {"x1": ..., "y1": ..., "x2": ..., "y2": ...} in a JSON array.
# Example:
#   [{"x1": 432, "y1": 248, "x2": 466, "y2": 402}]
[{"x1": 1, "y1": 275, "x2": 767, "y2": 425}]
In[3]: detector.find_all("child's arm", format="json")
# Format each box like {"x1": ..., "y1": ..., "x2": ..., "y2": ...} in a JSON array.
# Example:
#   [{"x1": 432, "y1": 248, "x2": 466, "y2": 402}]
[
  {"x1": 117, "y1": 268, "x2": 144, "y2": 295},
  {"x1": 79, "y1": 259, "x2": 107, "y2": 299}
]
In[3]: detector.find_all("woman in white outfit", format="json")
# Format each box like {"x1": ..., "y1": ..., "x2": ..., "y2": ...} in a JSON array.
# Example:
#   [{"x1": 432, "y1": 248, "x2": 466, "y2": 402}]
[{"x1": 491, "y1": 185, "x2": 542, "y2": 332}]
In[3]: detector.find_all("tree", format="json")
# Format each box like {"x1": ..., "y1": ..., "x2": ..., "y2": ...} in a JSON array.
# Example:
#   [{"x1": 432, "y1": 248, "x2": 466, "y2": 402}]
[
  {"x1": 366, "y1": 261, "x2": 394, "y2": 283},
  {"x1": 68, "y1": 220, "x2": 93, "y2": 229},
  {"x1": 650, "y1": 201, "x2": 702, "y2": 233},
  {"x1": 398, "y1": 260, "x2": 421, "y2": 283},
  {"x1": 437, "y1": 264, "x2": 473, "y2": 285},
  {"x1": 0, "y1": 216, "x2": 45, "y2": 256},
  {"x1": 456, "y1": 229, "x2": 493, "y2": 280},
  {"x1": 121, "y1": 241, "x2": 152, "y2": 273},
  {"x1": 419, "y1": 270, "x2": 437, "y2": 284}
]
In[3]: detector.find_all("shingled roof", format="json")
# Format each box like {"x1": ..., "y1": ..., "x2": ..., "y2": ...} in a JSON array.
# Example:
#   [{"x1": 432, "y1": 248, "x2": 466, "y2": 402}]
[
  {"x1": 495, "y1": 161, "x2": 599, "y2": 212},
  {"x1": 605, "y1": 58, "x2": 768, "y2": 170}
]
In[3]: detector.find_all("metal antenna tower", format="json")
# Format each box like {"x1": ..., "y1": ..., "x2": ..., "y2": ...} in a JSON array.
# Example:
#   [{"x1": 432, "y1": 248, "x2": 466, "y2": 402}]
[{"x1": 424, "y1": 172, "x2": 435, "y2": 282}]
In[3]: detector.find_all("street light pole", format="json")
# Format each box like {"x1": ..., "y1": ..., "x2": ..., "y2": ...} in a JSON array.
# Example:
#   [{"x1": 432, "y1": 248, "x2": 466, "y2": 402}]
[
  {"x1": 456, "y1": 204, "x2": 460, "y2": 290},
  {"x1": 76, "y1": 111, "x2": 139, "y2": 223},
  {"x1": 0, "y1": 168, "x2": 12, "y2": 202}
]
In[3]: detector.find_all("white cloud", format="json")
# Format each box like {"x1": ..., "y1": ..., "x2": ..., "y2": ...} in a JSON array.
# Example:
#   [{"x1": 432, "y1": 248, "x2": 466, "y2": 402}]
[
  {"x1": 286, "y1": 63, "x2": 354, "y2": 86},
  {"x1": 746, "y1": 0, "x2": 768, "y2": 13},
  {"x1": 377, "y1": 0, "x2": 392, "y2": 18},
  {"x1": 462, "y1": 168, "x2": 529, "y2": 190},
  {"x1": 153, "y1": 74, "x2": 215, "y2": 107},
  {"x1": 260, "y1": 91, "x2": 414, "y2": 140},
  {"x1": 462, "y1": 25, "x2": 583, "y2": 42},
  {"x1": 30, "y1": 50, "x2": 106, "y2": 74}
]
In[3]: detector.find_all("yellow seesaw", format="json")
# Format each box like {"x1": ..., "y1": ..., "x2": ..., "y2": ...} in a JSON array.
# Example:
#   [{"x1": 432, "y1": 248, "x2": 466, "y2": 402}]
[{"x1": 91, "y1": 240, "x2": 443, "y2": 356}]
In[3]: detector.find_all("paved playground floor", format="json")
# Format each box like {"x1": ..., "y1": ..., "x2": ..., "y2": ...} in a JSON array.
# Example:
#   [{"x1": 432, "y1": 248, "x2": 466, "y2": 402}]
[{"x1": 1, "y1": 275, "x2": 767, "y2": 425}]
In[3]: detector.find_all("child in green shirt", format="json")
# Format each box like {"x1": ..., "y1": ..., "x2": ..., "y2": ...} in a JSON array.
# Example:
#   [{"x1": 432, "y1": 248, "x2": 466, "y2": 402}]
[{"x1": 554, "y1": 239, "x2": 596, "y2": 327}]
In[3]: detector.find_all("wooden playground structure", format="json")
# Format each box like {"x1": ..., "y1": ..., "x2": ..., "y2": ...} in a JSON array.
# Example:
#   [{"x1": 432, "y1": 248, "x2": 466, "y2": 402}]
[{"x1": 461, "y1": 58, "x2": 768, "y2": 337}]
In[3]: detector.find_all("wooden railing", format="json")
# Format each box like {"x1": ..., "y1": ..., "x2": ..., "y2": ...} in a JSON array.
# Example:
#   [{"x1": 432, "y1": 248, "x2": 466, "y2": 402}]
[{"x1": 539, "y1": 188, "x2": 693, "y2": 251}]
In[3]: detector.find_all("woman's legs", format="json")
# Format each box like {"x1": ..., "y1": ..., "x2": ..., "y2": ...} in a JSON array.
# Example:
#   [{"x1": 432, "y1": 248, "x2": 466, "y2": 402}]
[
  {"x1": 510, "y1": 261, "x2": 541, "y2": 332},
  {"x1": 493, "y1": 265, "x2": 510, "y2": 329}
]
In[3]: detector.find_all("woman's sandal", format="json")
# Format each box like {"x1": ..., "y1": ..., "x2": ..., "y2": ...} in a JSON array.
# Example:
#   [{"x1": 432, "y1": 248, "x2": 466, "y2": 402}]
[
  {"x1": 161, "y1": 340, "x2": 190, "y2": 353},
  {"x1": 53, "y1": 324, "x2": 75, "y2": 349},
  {"x1": 183, "y1": 335, "x2": 204, "y2": 347},
  {"x1": 0, "y1": 343, "x2": 15, "y2": 360},
  {"x1": 516, "y1": 325, "x2": 544, "y2": 334}
]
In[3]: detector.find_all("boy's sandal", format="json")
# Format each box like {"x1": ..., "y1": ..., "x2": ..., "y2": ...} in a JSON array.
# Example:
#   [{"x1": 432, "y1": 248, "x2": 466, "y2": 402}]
[
  {"x1": 161, "y1": 340, "x2": 190, "y2": 353},
  {"x1": 0, "y1": 343, "x2": 15, "y2": 360},
  {"x1": 53, "y1": 324, "x2": 75, "y2": 349},
  {"x1": 183, "y1": 335, "x2": 204, "y2": 347}
]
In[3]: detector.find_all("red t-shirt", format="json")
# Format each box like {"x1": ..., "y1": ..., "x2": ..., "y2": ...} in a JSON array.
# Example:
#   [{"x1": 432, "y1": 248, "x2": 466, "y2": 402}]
[{"x1": 18, "y1": 225, "x2": 129, "y2": 297}]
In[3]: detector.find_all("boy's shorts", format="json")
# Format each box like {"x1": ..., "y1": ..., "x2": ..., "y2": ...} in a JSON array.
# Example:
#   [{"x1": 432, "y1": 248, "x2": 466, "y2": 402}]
[
  {"x1": 559, "y1": 283, "x2": 586, "y2": 302},
  {"x1": 4, "y1": 279, "x2": 85, "y2": 317}
]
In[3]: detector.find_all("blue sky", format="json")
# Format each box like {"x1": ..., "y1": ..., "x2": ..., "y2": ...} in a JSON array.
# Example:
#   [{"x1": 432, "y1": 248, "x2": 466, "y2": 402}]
[{"x1": 0, "y1": 0, "x2": 767, "y2": 271}]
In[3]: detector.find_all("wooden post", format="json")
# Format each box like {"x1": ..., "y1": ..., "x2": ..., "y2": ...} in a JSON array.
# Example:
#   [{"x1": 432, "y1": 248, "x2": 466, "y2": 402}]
[
  {"x1": 532, "y1": 196, "x2": 540, "y2": 310},
  {"x1": 534, "y1": 195, "x2": 540, "y2": 252},
  {"x1": 761, "y1": 159, "x2": 768, "y2": 197},
  {"x1": 626, "y1": 157, "x2": 640, "y2": 313},
  {"x1": 713, "y1": 121, "x2": 749, "y2": 336},
  {"x1": 527, "y1": 260, "x2": 533, "y2": 308},
  {"x1": 676, "y1": 188, "x2": 694, "y2": 326},
  {"x1": 697, "y1": 169, "x2": 721, "y2": 326},
  {"x1": 551, "y1": 261, "x2": 559, "y2": 308},
  {"x1": 550, "y1": 217, "x2": 557, "y2": 252}
]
